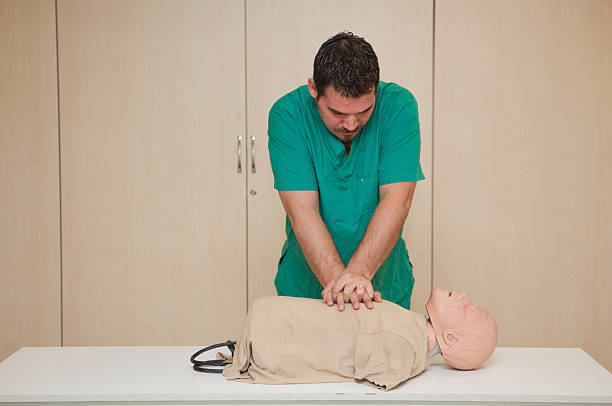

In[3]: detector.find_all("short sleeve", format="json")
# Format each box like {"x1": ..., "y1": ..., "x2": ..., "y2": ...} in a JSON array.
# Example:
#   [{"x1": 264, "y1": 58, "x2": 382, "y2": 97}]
[
  {"x1": 267, "y1": 101, "x2": 318, "y2": 191},
  {"x1": 353, "y1": 331, "x2": 417, "y2": 391},
  {"x1": 378, "y1": 91, "x2": 425, "y2": 185}
]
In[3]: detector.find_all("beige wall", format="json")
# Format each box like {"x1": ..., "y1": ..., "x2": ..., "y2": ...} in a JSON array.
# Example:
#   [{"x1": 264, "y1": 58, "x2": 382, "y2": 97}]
[
  {"x1": 434, "y1": 0, "x2": 611, "y2": 371},
  {"x1": 1, "y1": 0, "x2": 610, "y2": 372}
]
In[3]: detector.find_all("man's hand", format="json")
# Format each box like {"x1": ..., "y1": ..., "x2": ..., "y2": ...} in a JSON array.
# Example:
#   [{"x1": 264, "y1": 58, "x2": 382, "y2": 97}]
[{"x1": 321, "y1": 270, "x2": 382, "y2": 311}]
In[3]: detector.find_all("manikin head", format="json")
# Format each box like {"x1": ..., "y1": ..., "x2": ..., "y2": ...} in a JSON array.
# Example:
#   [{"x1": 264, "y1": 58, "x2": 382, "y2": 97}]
[{"x1": 426, "y1": 288, "x2": 498, "y2": 370}]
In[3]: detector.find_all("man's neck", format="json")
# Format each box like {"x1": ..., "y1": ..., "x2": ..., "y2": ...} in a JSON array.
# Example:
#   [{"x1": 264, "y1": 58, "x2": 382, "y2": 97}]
[{"x1": 343, "y1": 141, "x2": 351, "y2": 156}]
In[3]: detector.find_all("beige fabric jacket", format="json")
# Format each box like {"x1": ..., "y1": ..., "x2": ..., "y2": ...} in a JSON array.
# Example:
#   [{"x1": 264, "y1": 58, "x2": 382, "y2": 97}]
[{"x1": 222, "y1": 296, "x2": 430, "y2": 391}]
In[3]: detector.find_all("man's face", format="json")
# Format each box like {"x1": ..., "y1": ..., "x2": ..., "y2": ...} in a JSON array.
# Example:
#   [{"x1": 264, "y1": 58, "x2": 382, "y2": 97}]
[{"x1": 308, "y1": 78, "x2": 376, "y2": 144}]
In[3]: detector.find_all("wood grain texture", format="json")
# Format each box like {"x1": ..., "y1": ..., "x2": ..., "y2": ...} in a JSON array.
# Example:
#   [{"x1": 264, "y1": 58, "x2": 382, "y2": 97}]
[
  {"x1": 434, "y1": 0, "x2": 611, "y2": 371},
  {"x1": 58, "y1": 0, "x2": 247, "y2": 346},
  {"x1": 0, "y1": 0, "x2": 61, "y2": 362}
]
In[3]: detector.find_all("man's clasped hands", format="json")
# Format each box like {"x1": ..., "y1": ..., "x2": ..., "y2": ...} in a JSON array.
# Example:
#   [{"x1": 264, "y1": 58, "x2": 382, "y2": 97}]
[{"x1": 321, "y1": 268, "x2": 382, "y2": 311}]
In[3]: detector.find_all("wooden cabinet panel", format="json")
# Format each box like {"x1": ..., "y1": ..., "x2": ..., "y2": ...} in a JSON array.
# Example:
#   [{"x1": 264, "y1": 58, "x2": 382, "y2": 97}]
[
  {"x1": 0, "y1": 0, "x2": 61, "y2": 362},
  {"x1": 434, "y1": 0, "x2": 611, "y2": 370},
  {"x1": 245, "y1": 0, "x2": 434, "y2": 313},
  {"x1": 58, "y1": 0, "x2": 246, "y2": 346}
]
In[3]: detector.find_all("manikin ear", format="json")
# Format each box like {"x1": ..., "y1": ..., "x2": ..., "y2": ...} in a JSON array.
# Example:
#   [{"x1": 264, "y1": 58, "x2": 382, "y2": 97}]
[
  {"x1": 307, "y1": 78, "x2": 318, "y2": 99},
  {"x1": 441, "y1": 327, "x2": 462, "y2": 349}
]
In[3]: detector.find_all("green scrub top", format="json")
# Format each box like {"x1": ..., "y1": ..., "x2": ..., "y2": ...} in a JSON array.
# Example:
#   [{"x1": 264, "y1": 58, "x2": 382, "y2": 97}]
[{"x1": 267, "y1": 81, "x2": 425, "y2": 310}]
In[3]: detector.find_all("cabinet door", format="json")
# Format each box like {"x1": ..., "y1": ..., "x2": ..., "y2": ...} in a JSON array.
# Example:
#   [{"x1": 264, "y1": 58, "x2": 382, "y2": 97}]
[
  {"x1": 59, "y1": 0, "x2": 246, "y2": 345},
  {"x1": 246, "y1": 0, "x2": 433, "y2": 313},
  {"x1": 0, "y1": 0, "x2": 61, "y2": 362}
]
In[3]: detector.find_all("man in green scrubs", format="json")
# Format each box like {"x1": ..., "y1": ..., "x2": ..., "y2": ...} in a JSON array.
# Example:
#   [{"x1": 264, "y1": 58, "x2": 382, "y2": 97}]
[{"x1": 267, "y1": 32, "x2": 425, "y2": 312}]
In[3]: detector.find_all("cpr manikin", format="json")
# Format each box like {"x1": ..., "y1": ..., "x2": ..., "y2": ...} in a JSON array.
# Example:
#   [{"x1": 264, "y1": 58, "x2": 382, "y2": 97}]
[{"x1": 214, "y1": 288, "x2": 497, "y2": 391}]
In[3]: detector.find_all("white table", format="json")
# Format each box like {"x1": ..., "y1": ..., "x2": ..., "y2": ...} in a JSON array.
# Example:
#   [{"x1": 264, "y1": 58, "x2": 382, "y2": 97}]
[{"x1": 0, "y1": 346, "x2": 610, "y2": 405}]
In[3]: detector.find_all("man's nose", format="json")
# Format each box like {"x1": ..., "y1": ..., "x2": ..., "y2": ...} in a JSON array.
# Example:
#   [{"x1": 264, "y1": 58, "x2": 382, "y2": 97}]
[{"x1": 343, "y1": 117, "x2": 358, "y2": 131}]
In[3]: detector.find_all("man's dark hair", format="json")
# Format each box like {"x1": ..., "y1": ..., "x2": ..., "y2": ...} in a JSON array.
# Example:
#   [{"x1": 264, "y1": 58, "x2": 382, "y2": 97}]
[{"x1": 313, "y1": 31, "x2": 379, "y2": 99}]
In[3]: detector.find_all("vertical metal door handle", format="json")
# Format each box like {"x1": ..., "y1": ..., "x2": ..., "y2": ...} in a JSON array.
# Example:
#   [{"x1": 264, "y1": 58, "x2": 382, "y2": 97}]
[
  {"x1": 250, "y1": 136, "x2": 256, "y2": 173},
  {"x1": 237, "y1": 136, "x2": 243, "y2": 173}
]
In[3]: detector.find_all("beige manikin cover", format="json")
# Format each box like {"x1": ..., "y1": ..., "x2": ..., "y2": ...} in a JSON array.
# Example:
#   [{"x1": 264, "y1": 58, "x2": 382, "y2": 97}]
[{"x1": 221, "y1": 296, "x2": 430, "y2": 390}]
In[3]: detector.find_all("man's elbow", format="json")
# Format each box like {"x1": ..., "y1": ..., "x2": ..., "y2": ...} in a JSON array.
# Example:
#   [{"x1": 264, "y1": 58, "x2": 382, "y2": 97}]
[
  {"x1": 278, "y1": 190, "x2": 320, "y2": 224},
  {"x1": 401, "y1": 196, "x2": 413, "y2": 216},
  {"x1": 379, "y1": 182, "x2": 416, "y2": 217}
]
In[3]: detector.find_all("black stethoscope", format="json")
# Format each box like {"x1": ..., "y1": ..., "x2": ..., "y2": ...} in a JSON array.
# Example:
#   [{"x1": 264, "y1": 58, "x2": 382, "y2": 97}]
[{"x1": 190, "y1": 340, "x2": 236, "y2": 373}]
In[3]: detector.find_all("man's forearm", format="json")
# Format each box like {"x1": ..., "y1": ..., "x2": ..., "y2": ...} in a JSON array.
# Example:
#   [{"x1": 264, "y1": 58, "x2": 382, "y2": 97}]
[
  {"x1": 347, "y1": 192, "x2": 412, "y2": 279},
  {"x1": 288, "y1": 209, "x2": 345, "y2": 287}
]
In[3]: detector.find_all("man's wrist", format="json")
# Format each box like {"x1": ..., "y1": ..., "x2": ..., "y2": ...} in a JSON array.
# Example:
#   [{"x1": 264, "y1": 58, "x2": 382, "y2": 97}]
[
  {"x1": 330, "y1": 265, "x2": 346, "y2": 279},
  {"x1": 345, "y1": 264, "x2": 371, "y2": 280}
]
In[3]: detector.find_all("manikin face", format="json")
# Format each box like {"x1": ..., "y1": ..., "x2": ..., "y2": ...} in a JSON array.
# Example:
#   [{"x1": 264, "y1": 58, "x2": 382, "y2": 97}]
[
  {"x1": 307, "y1": 78, "x2": 376, "y2": 144},
  {"x1": 426, "y1": 288, "x2": 498, "y2": 370}
]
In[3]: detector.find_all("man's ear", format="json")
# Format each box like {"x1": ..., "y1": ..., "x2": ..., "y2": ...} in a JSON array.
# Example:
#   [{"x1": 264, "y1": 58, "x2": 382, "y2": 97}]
[{"x1": 307, "y1": 78, "x2": 318, "y2": 99}]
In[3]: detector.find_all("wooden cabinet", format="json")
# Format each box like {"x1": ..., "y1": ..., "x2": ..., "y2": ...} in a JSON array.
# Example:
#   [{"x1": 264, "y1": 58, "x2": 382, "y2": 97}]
[{"x1": 56, "y1": 0, "x2": 434, "y2": 347}]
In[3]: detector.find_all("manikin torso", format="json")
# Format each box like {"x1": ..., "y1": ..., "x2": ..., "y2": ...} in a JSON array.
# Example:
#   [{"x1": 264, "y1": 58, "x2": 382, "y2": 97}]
[
  {"x1": 221, "y1": 290, "x2": 497, "y2": 390},
  {"x1": 223, "y1": 296, "x2": 430, "y2": 390}
]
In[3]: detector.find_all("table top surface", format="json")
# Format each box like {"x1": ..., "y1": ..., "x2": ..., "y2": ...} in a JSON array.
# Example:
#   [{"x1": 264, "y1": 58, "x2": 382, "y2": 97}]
[{"x1": 0, "y1": 346, "x2": 610, "y2": 403}]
